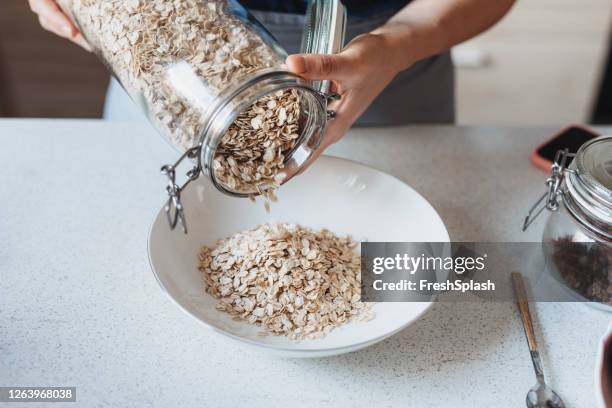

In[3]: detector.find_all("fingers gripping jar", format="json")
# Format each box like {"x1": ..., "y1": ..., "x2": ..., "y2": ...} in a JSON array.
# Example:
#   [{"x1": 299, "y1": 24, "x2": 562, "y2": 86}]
[
  {"x1": 523, "y1": 136, "x2": 612, "y2": 309},
  {"x1": 58, "y1": 0, "x2": 346, "y2": 232}
]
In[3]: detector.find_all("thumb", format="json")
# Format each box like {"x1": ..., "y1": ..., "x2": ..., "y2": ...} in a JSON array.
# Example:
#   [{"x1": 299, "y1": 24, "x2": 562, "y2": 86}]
[{"x1": 286, "y1": 53, "x2": 351, "y2": 80}]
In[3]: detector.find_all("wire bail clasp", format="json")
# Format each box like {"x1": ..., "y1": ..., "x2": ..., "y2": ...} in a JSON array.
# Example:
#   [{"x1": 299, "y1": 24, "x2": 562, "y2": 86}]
[
  {"x1": 321, "y1": 91, "x2": 340, "y2": 120},
  {"x1": 160, "y1": 146, "x2": 200, "y2": 234},
  {"x1": 522, "y1": 148, "x2": 576, "y2": 231}
]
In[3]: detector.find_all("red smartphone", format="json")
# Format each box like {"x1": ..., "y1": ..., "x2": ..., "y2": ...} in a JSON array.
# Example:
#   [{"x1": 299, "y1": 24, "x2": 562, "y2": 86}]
[{"x1": 531, "y1": 125, "x2": 600, "y2": 172}]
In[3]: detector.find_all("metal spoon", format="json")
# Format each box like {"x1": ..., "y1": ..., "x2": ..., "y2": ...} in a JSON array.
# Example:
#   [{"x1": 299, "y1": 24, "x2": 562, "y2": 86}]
[{"x1": 511, "y1": 272, "x2": 566, "y2": 408}]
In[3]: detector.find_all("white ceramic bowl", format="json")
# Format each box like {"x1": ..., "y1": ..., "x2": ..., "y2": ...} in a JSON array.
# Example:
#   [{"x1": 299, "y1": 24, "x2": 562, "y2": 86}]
[{"x1": 148, "y1": 156, "x2": 449, "y2": 357}]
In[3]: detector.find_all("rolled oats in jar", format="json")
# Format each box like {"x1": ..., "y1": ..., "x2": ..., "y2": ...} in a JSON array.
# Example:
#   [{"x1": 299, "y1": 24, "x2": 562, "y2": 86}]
[{"x1": 59, "y1": 0, "x2": 346, "y2": 231}]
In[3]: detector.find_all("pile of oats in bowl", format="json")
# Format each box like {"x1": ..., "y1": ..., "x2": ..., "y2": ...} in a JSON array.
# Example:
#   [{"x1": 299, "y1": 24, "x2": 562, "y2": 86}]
[
  {"x1": 198, "y1": 223, "x2": 372, "y2": 340},
  {"x1": 62, "y1": 0, "x2": 301, "y2": 195}
]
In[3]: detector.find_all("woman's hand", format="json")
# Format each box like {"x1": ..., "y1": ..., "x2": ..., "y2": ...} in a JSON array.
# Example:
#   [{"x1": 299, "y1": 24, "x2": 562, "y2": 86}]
[
  {"x1": 28, "y1": 0, "x2": 91, "y2": 51},
  {"x1": 286, "y1": 32, "x2": 405, "y2": 169},
  {"x1": 286, "y1": 0, "x2": 515, "y2": 170}
]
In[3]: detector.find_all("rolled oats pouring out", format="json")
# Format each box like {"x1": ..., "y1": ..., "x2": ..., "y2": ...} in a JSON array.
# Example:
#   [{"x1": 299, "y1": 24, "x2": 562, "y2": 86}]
[
  {"x1": 198, "y1": 223, "x2": 373, "y2": 340},
  {"x1": 64, "y1": 0, "x2": 367, "y2": 339}
]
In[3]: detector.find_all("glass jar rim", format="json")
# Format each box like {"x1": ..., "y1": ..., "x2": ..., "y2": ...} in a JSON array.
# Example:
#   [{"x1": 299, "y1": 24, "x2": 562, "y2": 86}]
[
  {"x1": 562, "y1": 136, "x2": 612, "y2": 241},
  {"x1": 197, "y1": 70, "x2": 328, "y2": 197},
  {"x1": 574, "y1": 135, "x2": 612, "y2": 200}
]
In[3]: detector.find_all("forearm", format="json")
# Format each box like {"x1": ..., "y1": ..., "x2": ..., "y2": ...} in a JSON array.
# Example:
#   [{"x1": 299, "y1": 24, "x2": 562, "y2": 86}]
[{"x1": 372, "y1": 0, "x2": 515, "y2": 73}]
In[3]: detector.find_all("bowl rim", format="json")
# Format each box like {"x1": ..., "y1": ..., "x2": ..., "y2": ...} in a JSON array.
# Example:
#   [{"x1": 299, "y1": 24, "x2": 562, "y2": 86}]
[{"x1": 147, "y1": 155, "x2": 450, "y2": 354}]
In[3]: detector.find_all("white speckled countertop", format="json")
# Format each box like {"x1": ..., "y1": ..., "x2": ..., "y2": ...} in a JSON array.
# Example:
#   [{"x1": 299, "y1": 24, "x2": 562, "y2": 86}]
[{"x1": 0, "y1": 120, "x2": 610, "y2": 407}]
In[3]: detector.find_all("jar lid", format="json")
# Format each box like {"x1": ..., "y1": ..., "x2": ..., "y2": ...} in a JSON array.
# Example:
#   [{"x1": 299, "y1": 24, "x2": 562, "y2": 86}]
[
  {"x1": 575, "y1": 135, "x2": 612, "y2": 200},
  {"x1": 300, "y1": 0, "x2": 347, "y2": 93},
  {"x1": 565, "y1": 135, "x2": 612, "y2": 239}
]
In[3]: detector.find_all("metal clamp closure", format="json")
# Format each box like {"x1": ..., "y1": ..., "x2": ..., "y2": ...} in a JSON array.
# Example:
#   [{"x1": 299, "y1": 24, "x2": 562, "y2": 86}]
[
  {"x1": 522, "y1": 149, "x2": 576, "y2": 231},
  {"x1": 160, "y1": 146, "x2": 200, "y2": 234},
  {"x1": 321, "y1": 91, "x2": 340, "y2": 120}
]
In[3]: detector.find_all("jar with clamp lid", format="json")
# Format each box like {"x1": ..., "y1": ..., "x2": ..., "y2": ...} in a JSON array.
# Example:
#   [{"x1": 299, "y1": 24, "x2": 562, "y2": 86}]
[
  {"x1": 58, "y1": 0, "x2": 347, "y2": 232},
  {"x1": 523, "y1": 135, "x2": 611, "y2": 309}
]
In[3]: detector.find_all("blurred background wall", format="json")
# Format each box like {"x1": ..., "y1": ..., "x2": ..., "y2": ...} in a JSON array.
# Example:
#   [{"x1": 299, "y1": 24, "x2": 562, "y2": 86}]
[
  {"x1": 0, "y1": 0, "x2": 108, "y2": 118},
  {"x1": 454, "y1": 0, "x2": 612, "y2": 125},
  {"x1": 0, "y1": 0, "x2": 611, "y2": 124}
]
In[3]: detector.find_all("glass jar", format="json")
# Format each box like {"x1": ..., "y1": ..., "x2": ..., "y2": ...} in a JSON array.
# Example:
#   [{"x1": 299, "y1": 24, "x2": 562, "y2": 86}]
[
  {"x1": 523, "y1": 135, "x2": 611, "y2": 309},
  {"x1": 58, "y1": 0, "x2": 346, "y2": 231}
]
